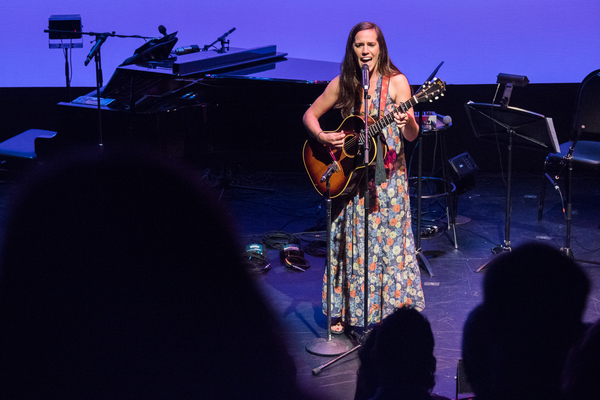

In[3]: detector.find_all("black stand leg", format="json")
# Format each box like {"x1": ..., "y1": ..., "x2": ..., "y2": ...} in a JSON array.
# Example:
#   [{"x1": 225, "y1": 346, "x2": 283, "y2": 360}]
[
  {"x1": 64, "y1": 48, "x2": 72, "y2": 101},
  {"x1": 538, "y1": 158, "x2": 550, "y2": 221},
  {"x1": 563, "y1": 156, "x2": 574, "y2": 258},
  {"x1": 94, "y1": 53, "x2": 104, "y2": 151},
  {"x1": 477, "y1": 132, "x2": 513, "y2": 272},
  {"x1": 440, "y1": 130, "x2": 458, "y2": 248},
  {"x1": 416, "y1": 127, "x2": 435, "y2": 276}
]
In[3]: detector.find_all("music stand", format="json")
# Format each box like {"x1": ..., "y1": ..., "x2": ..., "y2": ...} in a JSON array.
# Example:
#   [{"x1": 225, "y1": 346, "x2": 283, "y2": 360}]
[{"x1": 464, "y1": 102, "x2": 559, "y2": 271}]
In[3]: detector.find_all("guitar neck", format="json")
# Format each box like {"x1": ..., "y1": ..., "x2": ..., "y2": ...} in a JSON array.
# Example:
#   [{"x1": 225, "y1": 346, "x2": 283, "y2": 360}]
[
  {"x1": 363, "y1": 78, "x2": 445, "y2": 141},
  {"x1": 367, "y1": 95, "x2": 420, "y2": 140}
]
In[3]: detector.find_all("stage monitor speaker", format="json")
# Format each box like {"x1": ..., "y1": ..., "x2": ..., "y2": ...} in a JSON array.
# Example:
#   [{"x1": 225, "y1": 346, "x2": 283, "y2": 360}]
[
  {"x1": 49, "y1": 15, "x2": 82, "y2": 40},
  {"x1": 448, "y1": 152, "x2": 478, "y2": 195}
]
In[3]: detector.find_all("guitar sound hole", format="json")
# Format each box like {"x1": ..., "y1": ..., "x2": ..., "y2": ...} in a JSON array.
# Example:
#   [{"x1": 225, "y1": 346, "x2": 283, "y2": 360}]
[{"x1": 343, "y1": 133, "x2": 360, "y2": 158}]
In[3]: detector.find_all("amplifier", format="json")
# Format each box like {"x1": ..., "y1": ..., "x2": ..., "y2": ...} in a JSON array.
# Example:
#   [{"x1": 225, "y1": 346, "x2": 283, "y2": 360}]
[{"x1": 449, "y1": 152, "x2": 478, "y2": 178}]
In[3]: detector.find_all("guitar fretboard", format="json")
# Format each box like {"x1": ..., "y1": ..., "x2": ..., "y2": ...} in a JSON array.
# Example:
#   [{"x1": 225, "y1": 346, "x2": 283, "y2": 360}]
[{"x1": 365, "y1": 95, "x2": 420, "y2": 140}]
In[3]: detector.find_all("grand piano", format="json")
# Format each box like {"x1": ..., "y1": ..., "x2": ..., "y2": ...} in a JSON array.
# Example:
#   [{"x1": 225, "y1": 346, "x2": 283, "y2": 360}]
[{"x1": 44, "y1": 43, "x2": 341, "y2": 172}]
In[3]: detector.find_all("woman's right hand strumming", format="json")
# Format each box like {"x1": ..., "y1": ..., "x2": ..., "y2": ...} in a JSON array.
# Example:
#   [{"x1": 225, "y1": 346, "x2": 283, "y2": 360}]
[{"x1": 317, "y1": 130, "x2": 347, "y2": 149}]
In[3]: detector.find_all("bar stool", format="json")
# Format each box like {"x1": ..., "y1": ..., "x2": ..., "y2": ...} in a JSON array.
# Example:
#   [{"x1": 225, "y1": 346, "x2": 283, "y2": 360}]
[{"x1": 411, "y1": 113, "x2": 457, "y2": 248}]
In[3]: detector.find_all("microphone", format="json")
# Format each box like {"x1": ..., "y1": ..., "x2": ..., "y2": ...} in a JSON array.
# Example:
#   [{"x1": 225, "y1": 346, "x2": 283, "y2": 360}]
[
  {"x1": 219, "y1": 27, "x2": 236, "y2": 41},
  {"x1": 442, "y1": 115, "x2": 452, "y2": 125},
  {"x1": 320, "y1": 161, "x2": 340, "y2": 183},
  {"x1": 362, "y1": 64, "x2": 370, "y2": 90},
  {"x1": 175, "y1": 45, "x2": 200, "y2": 55},
  {"x1": 84, "y1": 33, "x2": 109, "y2": 66}
]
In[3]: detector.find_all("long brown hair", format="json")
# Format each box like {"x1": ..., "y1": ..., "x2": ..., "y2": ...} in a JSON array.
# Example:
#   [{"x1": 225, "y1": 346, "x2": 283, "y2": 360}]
[{"x1": 336, "y1": 22, "x2": 401, "y2": 117}]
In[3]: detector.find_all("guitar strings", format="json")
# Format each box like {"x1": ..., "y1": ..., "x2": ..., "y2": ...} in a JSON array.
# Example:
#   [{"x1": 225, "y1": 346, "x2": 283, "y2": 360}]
[{"x1": 340, "y1": 85, "x2": 434, "y2": 151}]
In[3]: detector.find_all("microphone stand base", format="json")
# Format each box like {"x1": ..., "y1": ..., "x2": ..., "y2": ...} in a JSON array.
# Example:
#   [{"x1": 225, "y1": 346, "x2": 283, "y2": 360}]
[
  {"x1": 417, "y1": 250, "x2": 434, "y2": 277},
  {"x1": 561, "y1": 247, "x2": 574, "y2": 258},
  {"x1": 306, "y1": 337, "x2": 353, "y2": 357}
]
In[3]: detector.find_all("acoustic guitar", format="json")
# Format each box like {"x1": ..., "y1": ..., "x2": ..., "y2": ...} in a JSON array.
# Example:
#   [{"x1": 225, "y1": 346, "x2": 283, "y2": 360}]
[{"x1": 302, "y1": 78, "x2": 446, "y2": 198}]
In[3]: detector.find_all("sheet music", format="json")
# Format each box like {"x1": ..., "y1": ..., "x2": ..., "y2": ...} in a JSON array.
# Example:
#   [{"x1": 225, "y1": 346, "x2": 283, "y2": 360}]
[{"x1": 545, "y1": 117, "x2": 560, "y2": 153}]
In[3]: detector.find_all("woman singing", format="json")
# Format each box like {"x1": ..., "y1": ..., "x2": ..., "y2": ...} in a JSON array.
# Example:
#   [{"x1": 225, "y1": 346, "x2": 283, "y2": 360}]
[{"x1": 303, "y1": 21, "x2": 425, "y2": 335}]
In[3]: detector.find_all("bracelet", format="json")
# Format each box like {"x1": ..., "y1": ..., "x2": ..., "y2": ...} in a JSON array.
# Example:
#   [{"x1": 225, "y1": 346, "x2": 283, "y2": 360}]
[{"x1": 316, "y1": 131, "x2": 324, "y2": 143}]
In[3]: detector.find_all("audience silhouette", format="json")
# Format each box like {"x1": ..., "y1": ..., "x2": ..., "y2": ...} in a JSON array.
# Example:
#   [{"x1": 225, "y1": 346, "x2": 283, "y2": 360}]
[
  {"x1": 462, "y1": 242, "x2": 590, "y2": 400},
  {"x1": 2, "y1": 153, "x2": 597, "y2": 400},
  {"x1": 563, "y1": 317, "x2": 600, "y2": 400},
  {"x1": 0, "y1": 150, "x2": 314, "y2": 399},
  {"x1": 354, "y1": 305, "x2": 448, "y2": 400}
]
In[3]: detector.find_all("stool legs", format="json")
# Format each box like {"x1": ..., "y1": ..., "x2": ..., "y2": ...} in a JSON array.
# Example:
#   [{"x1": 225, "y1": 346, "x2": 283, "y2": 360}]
[{"x1": 440, "y1": 131, "x2": 458, "y2": 248}]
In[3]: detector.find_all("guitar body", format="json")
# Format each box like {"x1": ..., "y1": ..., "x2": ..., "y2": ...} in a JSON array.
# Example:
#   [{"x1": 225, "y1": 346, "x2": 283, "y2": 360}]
[{"x1": 302, "y1": 114, "x2": 386, "y2": 198}]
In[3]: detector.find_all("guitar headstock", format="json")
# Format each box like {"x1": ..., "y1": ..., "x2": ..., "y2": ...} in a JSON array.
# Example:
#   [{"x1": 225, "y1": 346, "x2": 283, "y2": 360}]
[{"x1": 416, "y1": 78, "x2": 446, "y2": 103}]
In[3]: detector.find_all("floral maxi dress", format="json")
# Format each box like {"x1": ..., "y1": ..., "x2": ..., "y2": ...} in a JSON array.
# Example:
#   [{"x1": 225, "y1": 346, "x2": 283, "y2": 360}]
[{"x1": 323, "y1": 74, "x2": 425, "y2": 328}]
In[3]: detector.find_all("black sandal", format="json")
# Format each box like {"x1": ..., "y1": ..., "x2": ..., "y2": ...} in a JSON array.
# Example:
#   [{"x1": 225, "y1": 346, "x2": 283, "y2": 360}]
[{"x1": 331, "y1": 320, "x2": 345, "y2": 335}]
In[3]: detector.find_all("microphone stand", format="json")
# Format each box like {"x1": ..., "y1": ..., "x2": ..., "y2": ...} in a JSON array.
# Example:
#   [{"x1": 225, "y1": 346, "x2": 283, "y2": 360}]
[
  {"x1": 45, "y1": 28, "x2": 155, "y2": 152},
  {"x1": 310, "y1": 65, "x2": 372, "y2": 375},
  {"x1": 202, "y1": 27, "x2": 236, "y2": 53},
  {"x1": 86, "y1": 32, "x2": 110, "y2": 151},
  {"x1": 361, "y1": 67, "x2": 371, "y2": 345}
]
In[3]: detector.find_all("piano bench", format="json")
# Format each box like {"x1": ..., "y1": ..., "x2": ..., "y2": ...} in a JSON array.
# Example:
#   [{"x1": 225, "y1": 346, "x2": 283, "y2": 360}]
[
  {"x1": 0, "y1": 129, "x2": 57, "y2": 159},
  {"x1": 0, "y1": 129, "x2": 57, "y2": 177}
]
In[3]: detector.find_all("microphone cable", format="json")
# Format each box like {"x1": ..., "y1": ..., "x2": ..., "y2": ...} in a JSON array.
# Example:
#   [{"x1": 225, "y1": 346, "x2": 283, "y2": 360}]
[
  {"x1": 262, "y1": 231, "x2": 299, "y2": 250},
  {"x1": 241, "y1": 244, "x2": 271, "y2": 275},
  {"x1": 280, "y1": 244, "x2": 310, "y2": 272}
]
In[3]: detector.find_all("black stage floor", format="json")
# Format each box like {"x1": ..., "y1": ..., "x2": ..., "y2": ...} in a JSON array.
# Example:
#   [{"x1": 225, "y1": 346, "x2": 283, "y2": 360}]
[
  {"x1": 0, "y1": 166, "x2": 598, "y2": 400},
  {"x1": 214, "y1": 169, "x2": 600, "y2": 400}
]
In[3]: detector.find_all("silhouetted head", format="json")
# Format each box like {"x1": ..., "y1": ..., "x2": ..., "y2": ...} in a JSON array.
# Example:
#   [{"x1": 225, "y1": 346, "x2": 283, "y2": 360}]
[
  {"x1": 463, "y1": 242, "x2": 590, "y2": 399},
  {"x1": 563, "y1": 319, "x2": 600, "y2": 399},
  {"x1": 483, "y1": 242, "x2": 589, "y2": 331},
  {"x1": 375, "y1": 306, "x2": 436, "y2": 392},
  {"x1": 0, "y1": 150, "x2": 301, "y2": 399}
]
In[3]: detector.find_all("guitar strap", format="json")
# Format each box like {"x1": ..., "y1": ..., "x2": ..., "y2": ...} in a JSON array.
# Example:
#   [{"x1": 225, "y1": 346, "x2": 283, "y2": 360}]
[{"x1": 374, "y1": 75, "x2": 390, "y2": 185}]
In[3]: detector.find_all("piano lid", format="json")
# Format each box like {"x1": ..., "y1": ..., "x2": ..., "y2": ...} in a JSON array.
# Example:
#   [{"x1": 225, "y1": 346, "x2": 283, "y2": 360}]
[
  {"x1": 209, "y1": 57, "x2": 340, "y2": 84},
  {"x1": 97, "y1": 46, "x2": 340, "y2": 112},
  {"x1": 114, "y1": 45, "x2": 340, "y2": 84}
]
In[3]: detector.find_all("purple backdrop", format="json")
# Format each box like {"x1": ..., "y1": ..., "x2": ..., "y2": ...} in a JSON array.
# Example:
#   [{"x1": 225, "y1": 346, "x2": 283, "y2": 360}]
[{"x1": 1, "y1": 0, "x2": 599, "y2": 87}]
